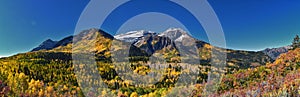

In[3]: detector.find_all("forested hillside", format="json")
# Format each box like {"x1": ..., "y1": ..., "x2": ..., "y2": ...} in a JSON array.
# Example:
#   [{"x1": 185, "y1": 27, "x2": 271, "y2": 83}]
[{"x1": 192, "y1": 48, "x2": 300, "y2": 96}]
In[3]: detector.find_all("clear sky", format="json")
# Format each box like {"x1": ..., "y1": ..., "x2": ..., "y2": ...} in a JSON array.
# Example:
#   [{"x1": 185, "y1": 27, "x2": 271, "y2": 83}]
[{"x1": 0, "y1": 0, "x2": 300, "y2": 57}]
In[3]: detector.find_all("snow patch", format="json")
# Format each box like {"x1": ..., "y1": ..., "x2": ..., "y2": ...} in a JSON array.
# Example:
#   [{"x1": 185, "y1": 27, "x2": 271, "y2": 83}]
[{"x1": 115, "y1": 30, "x2": 156, "y2": 42}]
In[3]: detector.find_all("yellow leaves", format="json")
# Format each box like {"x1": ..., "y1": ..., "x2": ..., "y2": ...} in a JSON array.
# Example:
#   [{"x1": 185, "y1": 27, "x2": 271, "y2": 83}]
[
  {"x1": 28, "y1": 79, "x2": 35, "y2": 86},
  {"x1": 124, "y1": 80, "x2": 131, "y2": 85},
  {"x1": 147, "y1": 92, "x2": 156, "y2": 97},
  {"x1": 133, "y1": 66, "x2": 151, "y2": 75},
  {"x1": 104, "y1": 51, "x2": 111, "y2": 57},
  {"x1": 228, "y1": 62, "x2": 235, "y2": 67},
  {"x1": 285, "y1": 63, "x2": 291, "y2": 68},
  {"x1": 101, "y1": 90, "x2": 107, "y2": 96},
  {"x1": 275, "y1": 58, "x2": 282, "y2": 64},
  {"x1": 46, "y1": 86, "x2": 54, "y2": 93},
  {"x1": 140, "y1": 94, "x2": 149, "y2": 97},
  {"x1": 117, "y1": 91, "x2": 124, "y2": 97},
  {"x1": 165, "y1": 79, "x2": 171, "y2": 83},
  {"x1": 265, "y1": 68, "x2": 271, "y2": 73},
  {"x1": 71, "y1": 90, "x2": 77, "y2": 95},
  {"x1": 170, "y1": 70, "x2": 179, "y2": 76},
  {"x1": 76, "y1": 87, "x2": 81, "y2": 92},
  {"x1": 28, "y1": 79, "x2": 47, "y2": 96},
  {"x1": 109, "y1": 65, "x2": 115, "y2": 69},
  {"x1": 199, "y1": 45, "x2": 212, "y2": 60},
  {"x1": 204, "y1": 44, "x2": 213, "y2": 49},
  {"x1": 247, "y1": 68, "x2": 251, "y2": 71},
  {"x1": 62, "y1": 85, "x2": 68, "y2": 91},
  {"x1": 38, "y1": 89, "x2": 44, "y2": 97},
  {"x1": 130, "y1": 92, "x2": 139, "y2": 97}
]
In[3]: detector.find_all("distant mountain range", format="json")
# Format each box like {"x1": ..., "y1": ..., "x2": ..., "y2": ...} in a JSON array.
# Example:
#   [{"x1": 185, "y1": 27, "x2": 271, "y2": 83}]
[
  {"x1": 262, "y1": 46, "x2": 292, "y2": 60},
  {"x1": 29, "y1": 28, "x2": 276, "y2": 72},
  {"x1": 32, "y1": 28, "x2": 290, "y2": 61}
]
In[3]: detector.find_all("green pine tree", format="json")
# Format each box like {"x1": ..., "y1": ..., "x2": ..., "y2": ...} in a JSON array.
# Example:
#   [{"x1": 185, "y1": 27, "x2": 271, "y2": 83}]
[{"x1": 292, "y1": 35, "x2": 300, "y2": 49}]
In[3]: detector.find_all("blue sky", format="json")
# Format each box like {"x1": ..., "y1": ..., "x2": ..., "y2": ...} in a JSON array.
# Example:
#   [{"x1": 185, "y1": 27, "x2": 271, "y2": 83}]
[{"x1": 0, "y1": 0, "x2": 300, "y2": 57}]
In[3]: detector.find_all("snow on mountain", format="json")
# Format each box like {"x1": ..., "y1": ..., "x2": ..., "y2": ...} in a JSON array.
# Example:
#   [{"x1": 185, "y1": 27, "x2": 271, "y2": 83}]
[
  {"x1": 114, "y1": 30, "x2": 156, "y2": 42},
  {"x1": 158, "y1": 28, "x2": 193, "y2": 42},
  {"x1": 114, "y1": 28, "x2": 198, "y2": 49},
  {"x1": 115, "y1": 28, "x2": 193, "y2": 43}
]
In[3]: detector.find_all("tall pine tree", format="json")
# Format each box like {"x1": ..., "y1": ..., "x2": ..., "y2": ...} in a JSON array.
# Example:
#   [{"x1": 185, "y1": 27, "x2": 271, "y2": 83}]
[{"x1": 292, "y1": 35, "x2": 300, "y2": 49}]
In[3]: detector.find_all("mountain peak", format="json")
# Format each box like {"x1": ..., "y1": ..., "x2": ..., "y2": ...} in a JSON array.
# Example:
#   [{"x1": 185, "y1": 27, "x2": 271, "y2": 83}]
[
  {"x1": 31, "y1": 28, "x2": 115, "y2": 52},
  {"x1": 159, "y1": 28, "x2": 192, "y2": 41},
  {"x1": 45, "y1": 39, "x2": 54, "y2": 42},
  {"x1": 165, "y1": 28, "x2": 187, "y2": 33},
  {"x1": 31, "y1": 39, "x2": 58, "y2": 51}
]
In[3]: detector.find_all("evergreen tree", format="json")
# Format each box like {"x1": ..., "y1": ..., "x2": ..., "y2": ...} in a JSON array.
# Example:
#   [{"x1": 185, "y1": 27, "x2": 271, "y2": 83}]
[{"x1": 292, "y1": 35, "x2": 300, "y2": 49}]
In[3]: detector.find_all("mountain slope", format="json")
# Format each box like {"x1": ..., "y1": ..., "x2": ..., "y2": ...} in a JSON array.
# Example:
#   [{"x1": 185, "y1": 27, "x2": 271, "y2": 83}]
[
  {"x1": 206, "y1": 48, "x2": 300, "y2": 96},
  {"x1": 0, "y1": 28, "x2": 149, "y2": 96}
]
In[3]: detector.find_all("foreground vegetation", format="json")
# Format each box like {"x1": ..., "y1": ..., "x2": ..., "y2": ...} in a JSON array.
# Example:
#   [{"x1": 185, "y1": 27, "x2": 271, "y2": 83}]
[
  {"x1": 0, "y1": 48, "x2": 299, "y2": 97},
  {"x1": 199, "y1": 48, "x2": 300, "y2": 96}
]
